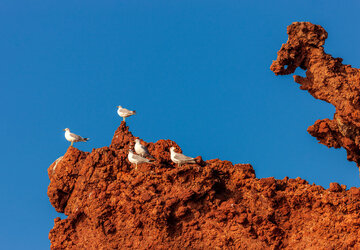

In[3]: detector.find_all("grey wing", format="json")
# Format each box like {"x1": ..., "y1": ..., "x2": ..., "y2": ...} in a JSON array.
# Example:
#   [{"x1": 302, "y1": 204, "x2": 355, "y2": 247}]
[
  {"x1": 141, "y1": 145, "x2": 150, "y2": 155},
  {"x1": 174, "y1": 153, "x2": 194, "y2": 161},
  {"x1": 120, "y1": 108, "x2": 131, "y2": 113},
  {"x1": 133, "y1": 154, "x2": 149, "y2": 162},
  {"x1": 69, "y1": 133, "x2": 83, "y2": 141}
]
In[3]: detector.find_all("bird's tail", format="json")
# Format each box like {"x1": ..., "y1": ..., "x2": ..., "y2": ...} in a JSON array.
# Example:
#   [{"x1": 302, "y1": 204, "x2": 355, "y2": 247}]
[
  {"x1": 188, "y1": 159, "x2": 197, "y2": 164},
  {"x1": 83, "y1": 138, "x2": 90, "y2": 142}
]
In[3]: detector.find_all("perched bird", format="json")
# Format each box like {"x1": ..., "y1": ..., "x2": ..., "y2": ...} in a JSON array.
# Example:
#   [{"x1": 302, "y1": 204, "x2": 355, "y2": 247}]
[
  {"x1": 135, "y1": 139, "x2": 155, "y2": 160},
  {"x1": 64, "y1": 128, "x2": 89, "y2": 146},
  {"x1": 170, "y1": 146, "x2": 197, "y2": 167},
  {"x1": 117, "y1": 105, "x2": 136, "y2": 122},
  {"x1": 128, "y1": 149, "x2": 153, "y2": 170}
]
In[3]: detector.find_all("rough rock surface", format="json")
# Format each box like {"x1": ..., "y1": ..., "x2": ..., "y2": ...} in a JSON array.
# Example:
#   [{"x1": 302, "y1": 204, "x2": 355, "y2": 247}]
[
  {"x1": 49, "y1": 122, "x2": 360, "y2": 249},
  {"x1": 271, "y1": 21, "x2": 360, "y2": 167}
]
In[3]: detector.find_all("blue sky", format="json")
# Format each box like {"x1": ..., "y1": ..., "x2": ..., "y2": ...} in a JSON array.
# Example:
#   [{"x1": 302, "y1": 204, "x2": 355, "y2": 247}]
[{"x1": 1, "y1": 1, "x2": 360, "y2": 249}]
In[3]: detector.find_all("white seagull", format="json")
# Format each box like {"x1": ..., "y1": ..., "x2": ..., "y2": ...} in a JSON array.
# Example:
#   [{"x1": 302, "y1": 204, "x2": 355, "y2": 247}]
[
  {"x1": 135, "y1": 139, "x2": 155, "y2": 160},
  {"x1": 170, "y1": 146, "x2": 197, "y2": 167},
  {"x1": 64, "y1": 128, "x2": 89, "y2": 146},
  {"x1": 128, "y1": 149, "x2": 153, "y2": 169},
  {"x1": 117, "y1": 105, "x2": 136, "y2": 122}
]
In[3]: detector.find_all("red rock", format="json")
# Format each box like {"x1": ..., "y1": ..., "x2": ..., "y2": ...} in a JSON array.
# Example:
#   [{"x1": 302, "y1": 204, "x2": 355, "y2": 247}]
[
  {"x1": 329, "y1": 182, "x2": 342, "y2": 192},
  {"x1": 350, "y1": 187, "x2": 360, "y2": 196},
  {"x1": 48, "y1": 121, "x2": 360, "y2": 249},
  {"x1": 271, "y1": 21, "x2": 360, "y2": 168},
  {"x1": 260, "y1": 177, "x2": 276, "y2": 186}
]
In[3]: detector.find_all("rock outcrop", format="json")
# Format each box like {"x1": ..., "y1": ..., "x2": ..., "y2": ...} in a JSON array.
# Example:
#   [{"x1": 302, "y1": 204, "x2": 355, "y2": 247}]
[
  {"x1": 48, "y1": 122, "x2": 360, "y2": 249},
  {"x1": 271, "y1": 22, "x2": 360, "y2": 168}
]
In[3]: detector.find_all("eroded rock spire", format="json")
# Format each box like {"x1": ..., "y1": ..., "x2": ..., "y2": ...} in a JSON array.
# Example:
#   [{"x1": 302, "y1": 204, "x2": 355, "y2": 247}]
[{"x1": 271, "y1": 22, "x2": 360, "y2": 167}]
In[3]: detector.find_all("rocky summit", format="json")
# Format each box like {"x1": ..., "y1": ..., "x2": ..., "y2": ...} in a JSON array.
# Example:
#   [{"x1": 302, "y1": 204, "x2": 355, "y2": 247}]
[{"x1": 49, "y1": 122, "x2": 360, "y2": 249}]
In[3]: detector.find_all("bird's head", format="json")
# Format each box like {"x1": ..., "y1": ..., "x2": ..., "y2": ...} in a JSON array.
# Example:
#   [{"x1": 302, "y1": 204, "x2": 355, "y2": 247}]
[
  {"x1": 170, "y1": 147, "x2": 175, "y2": 152},
  {"x1": 135, "y1": 138, "x2": 140, "y2": 144},
  {"x1": 117, "y1": 105, "x2": 122, "y2": 109},
  {"x1": 63, "y1": 128, "x2": 70, "y2": 132}
]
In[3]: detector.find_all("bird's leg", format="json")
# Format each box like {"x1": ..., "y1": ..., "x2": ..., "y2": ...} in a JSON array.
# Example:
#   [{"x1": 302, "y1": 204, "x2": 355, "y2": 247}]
[
  {"x1": 123, "y1": 117, "x2": 125, "y2": 122},
  {"x1": 71, "y1": 141, "x2": 73, "y2": 147},
  {"x1": 135, "y1": 163, "x2": 138, "y2": 170}
]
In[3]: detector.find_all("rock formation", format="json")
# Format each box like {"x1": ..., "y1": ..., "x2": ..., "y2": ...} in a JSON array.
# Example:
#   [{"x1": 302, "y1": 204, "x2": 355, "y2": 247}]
[
  {"x1": 271, "y1": 22, "x2": 360, "y2": 168},
  {"x1": 48, "y1": 122, "x2": 360, "y2": 249}
]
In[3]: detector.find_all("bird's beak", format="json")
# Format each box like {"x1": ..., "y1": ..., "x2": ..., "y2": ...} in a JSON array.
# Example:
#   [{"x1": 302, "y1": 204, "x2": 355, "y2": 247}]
[{"x1": 63, "y1": 129, "x2": 66, "y2": 131}]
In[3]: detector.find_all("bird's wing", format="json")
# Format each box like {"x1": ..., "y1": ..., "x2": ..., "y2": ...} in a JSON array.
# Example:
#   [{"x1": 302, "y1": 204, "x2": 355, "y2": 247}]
[
  {"x1": 174, "y1": 153, "x2": 194, "y2": 161},
  {"x1": 133, "y1": 154, "x2": 149, "y2": 162},
  {"x1": 69, "y1": 133, "x2": 83, "y2": 140},
  {"x1": 141, "y1": 145, "x2": 150, "y2": 154},
  {"x1": 120, "y1": 108, "x2": 132, "y2": 113}
]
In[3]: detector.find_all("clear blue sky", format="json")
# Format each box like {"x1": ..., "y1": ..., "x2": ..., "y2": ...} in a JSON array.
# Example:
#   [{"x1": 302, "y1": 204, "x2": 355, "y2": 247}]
[{"x1": 1, "y1": 1, "x2": 360, "y2": 249}]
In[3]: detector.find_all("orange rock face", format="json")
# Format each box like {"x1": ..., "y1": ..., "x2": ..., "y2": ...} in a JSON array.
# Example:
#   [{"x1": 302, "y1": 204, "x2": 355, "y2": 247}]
[
  {"x1": 271, "y1": 22, "x2": 360, "y2": 167},
  {"x1": 48, "y1": 122, "x2": 360, "y2": 249}
]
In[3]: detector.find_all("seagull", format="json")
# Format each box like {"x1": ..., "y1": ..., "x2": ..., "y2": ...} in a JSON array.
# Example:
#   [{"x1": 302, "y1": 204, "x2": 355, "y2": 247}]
[
  {"x1": 117, "y1": 105, "x2": 136, "y2": 122},
  {"x1": 135, "y1": 139, "x2": 155, "y2": 160},
  {"x1": 128, "y1": 149, "x2": 153, "y2": 170},
  {"x1": 170, "y1": 146, "x2": 197, "y2": 167},
  {"x1": 64, "y1": 128, "x2": 89, "y2": 146}
]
